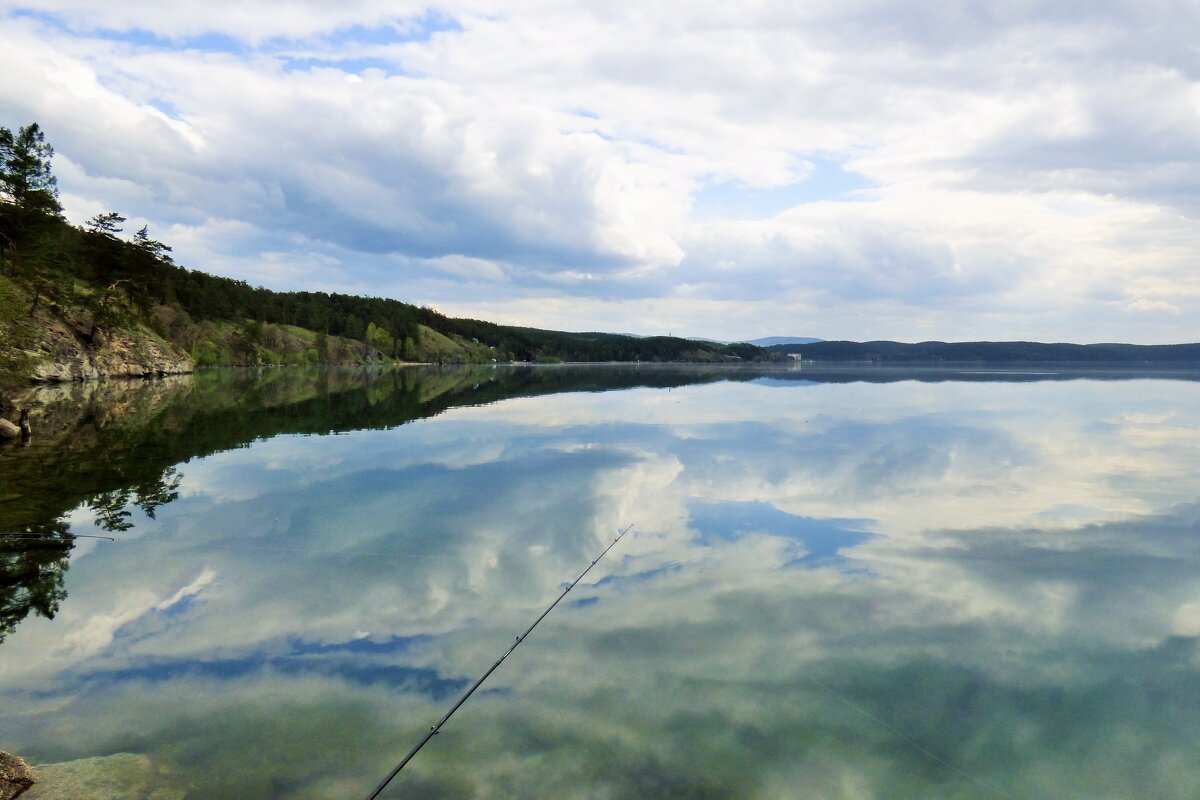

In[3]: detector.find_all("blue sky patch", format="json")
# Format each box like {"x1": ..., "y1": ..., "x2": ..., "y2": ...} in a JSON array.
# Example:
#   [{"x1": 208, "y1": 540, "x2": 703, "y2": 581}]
[
  {"x1": 692, "y1": 157, "x2": 874, "y2": 221},
  {"x1": 43, "y1": 635, "x2": 465, "y2": 700},
  {"x1": 593, "y1": 562, "x2": 682, "y2": 589},
  {"x1": 321, "y1": 15, "x2": 463, "y2": 47},
  {"x1": 687, "y1": 500, "x2": 872, "y2": 567},
  {"x1": 287, "y1": 633, "x2": 432, "y2": 655},
  {"x1": 147, "y1": 98, "x2": 183, "y2": 120},
  {"x1": 9, "y1": 8, "x2": 459, "y2": 55},
  {"x1": 279, "y1": 56, "x2": 400, "y2": 75},
  {"x1": 156, "y1": 592, "x2": 201, "y2": 619}
]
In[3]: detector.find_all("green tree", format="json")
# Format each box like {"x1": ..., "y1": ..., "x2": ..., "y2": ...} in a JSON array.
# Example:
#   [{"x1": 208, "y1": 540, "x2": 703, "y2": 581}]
[
  {"x1": 0, "y1": 123, "x2": 66, "y2": 287},
  {"x1": 133, "y1": 225, "x2": 173, "y2": 264},
  {"x1": 345, "y1": 313, "x2": 365, "y2": 341},
  {"x1": 0, "y1": 123, "x2": 61, "y2": 216},
  {"x1": 86, "y1": 211, "x2": 126, "y2": 239},
  {"x1": 366, "y1": 321, "x2": 394, "y2": 357}
]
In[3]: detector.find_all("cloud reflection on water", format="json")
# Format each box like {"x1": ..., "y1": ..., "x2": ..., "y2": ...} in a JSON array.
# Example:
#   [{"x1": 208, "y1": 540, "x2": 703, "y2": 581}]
[{"x1": 4, "y1": 371, "x2": 1200, "y2": 799}]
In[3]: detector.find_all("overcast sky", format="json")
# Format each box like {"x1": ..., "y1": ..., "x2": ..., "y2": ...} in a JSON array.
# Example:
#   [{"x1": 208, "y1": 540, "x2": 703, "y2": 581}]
[{"x1": 1, "y1": 1, "x2": 1197, "y2": 342}]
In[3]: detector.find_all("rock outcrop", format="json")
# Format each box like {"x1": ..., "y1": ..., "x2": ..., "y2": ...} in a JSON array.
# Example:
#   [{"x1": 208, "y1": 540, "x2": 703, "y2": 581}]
[{"x1": 9, "y1": 308, "x2": 193, "y2": 384}]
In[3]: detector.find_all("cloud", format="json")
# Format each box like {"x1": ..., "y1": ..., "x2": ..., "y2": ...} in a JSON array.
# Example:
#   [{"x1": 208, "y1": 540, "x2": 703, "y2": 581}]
[
  {"x1": 2, "y1": 0, "x2": 1199, "y2": 341},
  {"x1": 1126, "y1": 298, "x2": 1182, "y2": 315}
]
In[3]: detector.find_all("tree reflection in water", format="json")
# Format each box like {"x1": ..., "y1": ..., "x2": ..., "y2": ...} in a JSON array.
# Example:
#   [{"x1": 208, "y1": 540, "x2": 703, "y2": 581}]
[
  {"x1": 0, "y1": 364, "x2": 727, "y2": 644},
  {"x1": 85, "y1": 466, "x2": 182, "y2": 533},
  {"x1": 0, "y1": 522, "x2": 71, "y2": 644},
  {"x1": 1, "y1": 464, "x2": 182, "y2": 643}
]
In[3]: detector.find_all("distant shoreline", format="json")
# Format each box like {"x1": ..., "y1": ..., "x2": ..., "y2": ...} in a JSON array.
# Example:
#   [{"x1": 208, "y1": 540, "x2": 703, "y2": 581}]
[{"x1": 759, "y1": 340, "x2": 1200, "y2": 365}]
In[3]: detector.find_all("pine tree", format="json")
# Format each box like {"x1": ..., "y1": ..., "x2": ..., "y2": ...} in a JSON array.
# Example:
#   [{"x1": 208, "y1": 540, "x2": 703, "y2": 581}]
[{"x1": 0, "y1": 123, "x2": 61, "y2": 216}]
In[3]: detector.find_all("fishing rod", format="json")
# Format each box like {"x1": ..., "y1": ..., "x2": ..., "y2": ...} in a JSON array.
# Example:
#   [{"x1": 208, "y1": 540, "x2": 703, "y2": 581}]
[
  {"x1": 364, "y1": 523, "x2": 635, "y2": 800},
  {"x1": 0, "y1": 532, "x2": 116, "y2": 541}
]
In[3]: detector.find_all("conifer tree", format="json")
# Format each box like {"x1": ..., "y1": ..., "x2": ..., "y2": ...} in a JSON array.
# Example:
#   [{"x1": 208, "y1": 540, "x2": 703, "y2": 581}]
[{"x1": 0, "y1": 123, "x2": 61, "y2": 216}]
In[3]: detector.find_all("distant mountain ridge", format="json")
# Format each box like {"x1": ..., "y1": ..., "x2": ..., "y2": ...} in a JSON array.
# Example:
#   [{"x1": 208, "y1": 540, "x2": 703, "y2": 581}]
[
  {"x1": 661, "y1": 336, "x2": 824, "y2": 345},
  {"x1": 738, "y1": 336, "x2": 824, "y2": 347}
]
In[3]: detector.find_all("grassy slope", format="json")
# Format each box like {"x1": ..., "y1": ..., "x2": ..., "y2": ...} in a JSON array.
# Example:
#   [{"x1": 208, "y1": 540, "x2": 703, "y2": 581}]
[
  {"x1": 0, "y1": 276, "x2": 42, "y2": 388},
  {"x1": 415, "y1": 324, "x2": 493, "y2": 364},
  {"x1": 182, "y1": 319, "x2": 370, "y2": 367}
]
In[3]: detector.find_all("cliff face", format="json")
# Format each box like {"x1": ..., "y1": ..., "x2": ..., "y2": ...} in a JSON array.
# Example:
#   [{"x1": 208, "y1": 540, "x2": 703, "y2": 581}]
[{"x1": 4, "y1": 306, "x2": 193, "y2": 384}]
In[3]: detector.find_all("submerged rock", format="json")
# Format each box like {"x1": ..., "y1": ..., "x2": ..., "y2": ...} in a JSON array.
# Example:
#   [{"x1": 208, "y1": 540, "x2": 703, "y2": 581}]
[
  {"x1": 0, "y1": 751, "x2": 36, "y2": 800},
  {"x1": 21, "y1": 753, "x2": 184, "y2": 800},
  {"x1": 0, "y1": 410, "x2": 31, "y2": 441},
  {"x1": 0, "y1": 417, "x2": 20, "y2": 440}
]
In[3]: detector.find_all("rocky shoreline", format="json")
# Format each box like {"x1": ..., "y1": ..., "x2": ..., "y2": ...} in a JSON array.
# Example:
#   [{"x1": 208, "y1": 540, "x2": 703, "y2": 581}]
[
  {"x1": 18, "y1": 308, "x2": 193, "y2": 384},
  {"x1": 0, "y1": 305, "x2": 194, "y2": 425},
  {"x1": 0, "y1": 339, "x2": 191, "y2": 442}
]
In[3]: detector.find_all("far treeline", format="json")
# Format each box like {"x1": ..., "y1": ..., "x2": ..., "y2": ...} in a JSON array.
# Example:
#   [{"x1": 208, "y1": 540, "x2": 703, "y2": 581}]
[
  {"x1": 0, "y1": 121, "x2": 763, "y2": 373},
  {"x1": 1, "y1": 121, "x2": 1196, "y2": 379},
  {"x1": 766, "y1": 340, "x2": 1200, "y2": 364}
]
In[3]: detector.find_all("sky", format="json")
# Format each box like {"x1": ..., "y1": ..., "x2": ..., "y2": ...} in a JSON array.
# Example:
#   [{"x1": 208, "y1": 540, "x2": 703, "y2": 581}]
[{"x1": 0, "y1": 0, "x2": 1197, "y2": 343}]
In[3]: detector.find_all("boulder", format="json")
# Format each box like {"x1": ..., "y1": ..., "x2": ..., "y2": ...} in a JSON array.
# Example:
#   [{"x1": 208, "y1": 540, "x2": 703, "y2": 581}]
[
  {"x1": 0, "y1": 418, "x2": 20, "y2": 440},
  {"x1": 0, "y1": 751, "x2": 36, "y2": 800}
]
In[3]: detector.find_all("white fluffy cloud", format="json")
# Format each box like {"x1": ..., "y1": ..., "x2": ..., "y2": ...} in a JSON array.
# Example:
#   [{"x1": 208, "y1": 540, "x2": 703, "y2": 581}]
[{"x1": 1, "y1": 0, "x2": 1197, "y2": 341}]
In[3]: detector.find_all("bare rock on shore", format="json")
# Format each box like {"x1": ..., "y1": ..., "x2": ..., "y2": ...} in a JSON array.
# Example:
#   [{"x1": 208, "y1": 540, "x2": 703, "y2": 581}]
[
  {"x1": 0, "y1": 417, "x2": 20, "y2": 439},
  {"x1": 0, "y1": 751, "x2": 36, "y2": 800},
  {"x1": 1, "y1": 302, "x2": 194, "y2": 385},
  {"x1": 28, "y1": 321, "x2": 192, "y2": 383}
]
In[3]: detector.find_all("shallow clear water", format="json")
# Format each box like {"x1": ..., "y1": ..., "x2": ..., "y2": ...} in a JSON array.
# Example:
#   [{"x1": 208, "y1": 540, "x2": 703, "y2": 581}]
[{"x1": 2, "y1": 365, "x2": 1200, "y2": 798}]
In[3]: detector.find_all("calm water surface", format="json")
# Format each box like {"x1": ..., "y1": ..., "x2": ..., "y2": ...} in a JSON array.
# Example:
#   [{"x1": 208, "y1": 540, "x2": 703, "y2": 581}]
[{"x1": 2, "y1": 365, "x2": 1199, "y2": 799}]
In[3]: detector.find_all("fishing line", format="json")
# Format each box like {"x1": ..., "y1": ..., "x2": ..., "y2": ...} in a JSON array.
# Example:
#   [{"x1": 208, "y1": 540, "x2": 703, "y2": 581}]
[
  {"x1": 364, "y1": 523, "x2": 634, "y2": 800},
  {"x1": 25, "y1": 531, "x2": 470, "y2": 561},
  {"x1": 190, "y1": 542, "x2": 464, "y2": 560},
  {"x1": 0, "y1": 531, "x2": 115, "y2": 541}
]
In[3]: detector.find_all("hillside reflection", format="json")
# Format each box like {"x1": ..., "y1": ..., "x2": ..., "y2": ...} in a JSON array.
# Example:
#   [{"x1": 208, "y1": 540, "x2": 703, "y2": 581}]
[
  {"x1": 1, "y1": 364, "x2": 772, "y2": 641},
  {"x1": 1, "y1": 366, "x2": 1199, "y2": 799}
]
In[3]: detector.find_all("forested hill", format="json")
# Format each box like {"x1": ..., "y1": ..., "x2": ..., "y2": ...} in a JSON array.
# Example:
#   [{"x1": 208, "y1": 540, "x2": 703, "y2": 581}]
[
  {"x1": 0, "y1": 121, "x2": 764, "y2": 383},
  {"x1": 768, "y1": 340, "x2": 1200, "y2": 364}
]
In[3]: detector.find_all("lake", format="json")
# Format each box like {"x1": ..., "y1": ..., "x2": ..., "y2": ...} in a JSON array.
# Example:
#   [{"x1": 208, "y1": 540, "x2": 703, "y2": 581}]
[{"x1": 2, "y1": 364, "x2": 1200, "y2": 799}]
